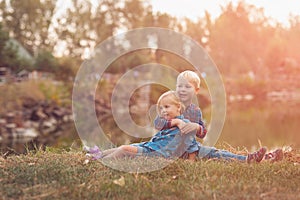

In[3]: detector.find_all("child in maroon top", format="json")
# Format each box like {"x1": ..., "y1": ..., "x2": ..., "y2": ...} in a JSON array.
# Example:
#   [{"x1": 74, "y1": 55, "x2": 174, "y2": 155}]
[{"x1": 154, "y1": 70, "x2": 283, "y2": 162}]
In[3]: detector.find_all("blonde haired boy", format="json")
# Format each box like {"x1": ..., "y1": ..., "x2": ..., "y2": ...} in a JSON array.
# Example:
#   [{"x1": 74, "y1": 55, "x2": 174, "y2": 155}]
[{"x1": 155, "y1": 70, "x2": 270, "y2": 162}]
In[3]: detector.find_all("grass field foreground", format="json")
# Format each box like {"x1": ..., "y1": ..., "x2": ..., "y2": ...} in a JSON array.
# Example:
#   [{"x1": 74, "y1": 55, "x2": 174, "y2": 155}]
[{"x1": 0, "y1": 148, "x2": 299, "y2": 200}]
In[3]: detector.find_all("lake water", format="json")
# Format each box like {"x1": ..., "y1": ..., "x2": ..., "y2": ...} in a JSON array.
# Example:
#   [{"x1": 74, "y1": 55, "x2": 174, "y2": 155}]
[
  {"x1": 1, "y1": 96, "x2": 299, "y2": 155},
  {"x1": 219, "y1": 98, "x2": 300, "y2": 150},
  {"x1": 57, "y1": 97, "x2": 300, "y2": 150}
]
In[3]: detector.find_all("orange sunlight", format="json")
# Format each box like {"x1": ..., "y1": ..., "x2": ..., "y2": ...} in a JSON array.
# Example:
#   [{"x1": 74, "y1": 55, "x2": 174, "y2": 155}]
[{"x1": 150, "y1": 0, "x2": 300, "y2": 27}]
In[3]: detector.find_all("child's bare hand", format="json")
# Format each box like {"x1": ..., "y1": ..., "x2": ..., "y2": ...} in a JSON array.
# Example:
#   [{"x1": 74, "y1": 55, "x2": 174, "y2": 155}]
[
  {"x1": 180, "y1": 122, "x2": 199, "y2": 134},
  {"x1": 176, "y1": 120, "x2": 186, "y2": 130}
]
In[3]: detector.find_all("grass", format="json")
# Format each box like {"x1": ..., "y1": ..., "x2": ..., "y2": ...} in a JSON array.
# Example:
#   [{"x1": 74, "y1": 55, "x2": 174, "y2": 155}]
[{"x1": 0, "y1": 148, "x2": 299, "y2": 200}]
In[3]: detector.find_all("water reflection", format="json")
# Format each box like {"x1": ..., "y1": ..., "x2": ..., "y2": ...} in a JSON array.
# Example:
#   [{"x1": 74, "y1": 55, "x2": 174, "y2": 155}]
[
  {"x1": 84, "y1": 97, "x2": 300, "y2": 150},
  {"x1": 0, "y1": 124, "x2": 79, "y2": 155},
  {"x1": 1, "y1": 97, "x2": 299, "y2": 154},
  {"x1": 96, "y1": 96, "x2": 300, "y2": 149},
  {"x1": 220, "y1": 98, "x2": 300, "y2": 149}
]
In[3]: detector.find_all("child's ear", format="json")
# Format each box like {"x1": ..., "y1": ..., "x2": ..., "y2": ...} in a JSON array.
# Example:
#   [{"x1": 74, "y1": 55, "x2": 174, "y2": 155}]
[{"x1": 195, "y1": 87, "x2": 200, "y2": 93}]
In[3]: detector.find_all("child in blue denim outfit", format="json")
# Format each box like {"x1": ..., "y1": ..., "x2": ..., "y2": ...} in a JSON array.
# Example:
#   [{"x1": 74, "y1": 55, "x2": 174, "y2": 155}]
[
  {"x1": 87, "y1": 91, "x2": 199, "y2": 161},
  {"x1": 154, "y1": 70, "x2": 283, "y2": 163}
]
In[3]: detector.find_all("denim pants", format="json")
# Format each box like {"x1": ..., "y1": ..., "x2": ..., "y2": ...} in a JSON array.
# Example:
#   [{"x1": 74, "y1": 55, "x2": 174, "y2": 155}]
[{"x1": 198, "y1": 145, "x2": 246, "y2": 161}]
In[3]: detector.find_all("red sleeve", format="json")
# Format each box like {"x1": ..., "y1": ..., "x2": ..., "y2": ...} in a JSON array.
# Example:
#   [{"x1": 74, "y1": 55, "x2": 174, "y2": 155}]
[{"x1": 196, "y1": 125, "x2": 207, "y2": 139}]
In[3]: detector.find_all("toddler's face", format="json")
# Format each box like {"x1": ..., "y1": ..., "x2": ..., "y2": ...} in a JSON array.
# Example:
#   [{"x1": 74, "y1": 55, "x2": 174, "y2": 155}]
[{"x1": 158, "y1": 97, "x2": 180, "y2": 120}]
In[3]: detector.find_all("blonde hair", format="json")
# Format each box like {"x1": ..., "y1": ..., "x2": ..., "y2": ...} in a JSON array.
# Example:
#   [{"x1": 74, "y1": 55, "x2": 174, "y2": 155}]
[
  {"x1": 157, "y1": 91, "x2": 184, "y2": 116},
  {"x1": 177, "y1": 70, "x2": 201, "y2": 89}
]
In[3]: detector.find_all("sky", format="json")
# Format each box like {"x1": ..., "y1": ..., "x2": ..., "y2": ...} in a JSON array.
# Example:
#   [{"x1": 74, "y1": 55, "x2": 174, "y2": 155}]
[
  {"x1": 53, "y1": 0, "x2": 300, "y2": 57},
  {"x1": 55, "y1": 0, "x2": 300, "y2": 27},
  {"x1": 150, "y1": 0, "x2": 300, "y2": 26}
]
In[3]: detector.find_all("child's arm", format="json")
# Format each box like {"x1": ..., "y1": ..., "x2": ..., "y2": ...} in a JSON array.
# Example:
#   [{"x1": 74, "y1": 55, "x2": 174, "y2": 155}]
[
  {"x1": 154, "y1": 116, "x2": 186, "y2": 130},
  {"x1": 154, "y1": 116, "x2": 171, "y2": 130},
  {"x1": 181, "y1": 106, "x2": 207, "y2": 138},
  {"x1": 180, "y1": 122, "x2": 206, "y2": 138},
  {"x1": 170, "y1": 118, "x2": 186, "y2": 130},
  {"x1": 193, "y1": 121, "x2": 207, "y2": 139}
]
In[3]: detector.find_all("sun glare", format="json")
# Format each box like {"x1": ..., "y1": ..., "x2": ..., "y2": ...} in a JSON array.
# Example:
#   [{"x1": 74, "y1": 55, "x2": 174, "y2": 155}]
[{"x1": 150, "y1": 0, "x2": 300, "y2": 27}]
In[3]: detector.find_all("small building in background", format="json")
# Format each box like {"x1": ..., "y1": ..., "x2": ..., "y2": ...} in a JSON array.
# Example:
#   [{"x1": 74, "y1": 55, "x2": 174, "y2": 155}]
[
  {"x1": 0, "y1": 67, "x2": 12, "y2": 84},
  {"x1": 16, "y1": 69, "x2": 30, "y2": 81}
]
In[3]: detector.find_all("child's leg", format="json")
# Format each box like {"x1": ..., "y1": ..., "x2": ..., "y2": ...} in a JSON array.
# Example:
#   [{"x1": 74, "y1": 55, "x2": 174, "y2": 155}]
[
  {"x1": 198, "y1": 145, "x2": 246, "y2": 161},
  {"x1": 208, "y1": 149, "x2": 246, "y2": 161},
  {"x1": 199, "y1": 145, "x2": 267, "y2": 163},
  {"x1": 103, "y1": 145, "x2": 138, "y2": 159},
  {"x1": 102, "y1": 148, "x2": 119, "y2": 157}
]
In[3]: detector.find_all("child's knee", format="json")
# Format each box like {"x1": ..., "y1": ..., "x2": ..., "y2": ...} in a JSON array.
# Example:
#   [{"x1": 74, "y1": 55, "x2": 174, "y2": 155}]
[
  {"x1": 120, "y1": 145, "x2": 137, "y2": 153},
  {"x1": 119, "y1": 145, "x2": 129, "y2": 151}
]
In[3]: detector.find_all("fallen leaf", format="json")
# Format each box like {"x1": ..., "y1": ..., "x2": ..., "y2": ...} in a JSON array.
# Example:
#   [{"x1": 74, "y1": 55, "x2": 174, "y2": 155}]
[
  {"x1": 113, "y1": 176, "x2": 125, "y2": 187},
  {"x1": 83, "y1": 159, "x2": 90, "y2": 165}
]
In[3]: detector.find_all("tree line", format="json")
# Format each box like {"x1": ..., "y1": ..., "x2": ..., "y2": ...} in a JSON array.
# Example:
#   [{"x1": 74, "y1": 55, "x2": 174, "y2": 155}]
[{"x1": 0, "y1": 0, "x2": 300, "y2": 83}]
